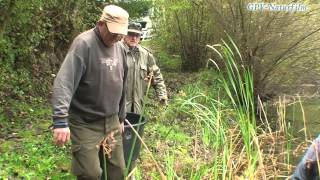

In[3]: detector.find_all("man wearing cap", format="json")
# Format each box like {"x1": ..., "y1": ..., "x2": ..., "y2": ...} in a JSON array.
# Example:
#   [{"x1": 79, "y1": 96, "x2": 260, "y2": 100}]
[
  {"x1": 51, "y1": 5, "x2": 129, "y2": 180},
  {"x1": 122, "y1": 22, "x2": 167, "y2": 175},
  {"x1": 123, "y1": 22, "x2": 167, "y2": 114}
]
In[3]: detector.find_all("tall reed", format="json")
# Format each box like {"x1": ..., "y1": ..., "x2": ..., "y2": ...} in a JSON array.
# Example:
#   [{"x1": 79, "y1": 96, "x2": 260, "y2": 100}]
[
  {"x1": 207, "y1": 36, "x2": 261, "y2": 178},
  {"x1": 178, "y1": 36, "x2": 260, "y2": 178},
  {"x1": 137, "y1": 37, "x2": 304, "y2": 179}
]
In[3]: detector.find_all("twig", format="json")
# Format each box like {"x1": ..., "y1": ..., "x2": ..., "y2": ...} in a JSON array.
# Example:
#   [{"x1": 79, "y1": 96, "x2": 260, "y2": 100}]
[
  {"x1": 125, "y1": 119, "x2": 167, "y2": 180},
  {"x1": 126, "y1": 166, "x2": 137, "y2": 180}
]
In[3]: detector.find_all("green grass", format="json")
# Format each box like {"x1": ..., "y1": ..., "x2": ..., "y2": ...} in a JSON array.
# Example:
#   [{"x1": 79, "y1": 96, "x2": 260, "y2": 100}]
[
  {"x1": 136, "y1": 38, "x2": 300, "y2": 179},
  {"x1": 156, "y1": 51, "x2": 181, "y2": 71},
  {"x1": 0, "y1": 99, "x2": 73, "y2": 179},
  {"x1": 141, "y1": 39, "x2": 182, "y2": 72},
  {"x1": 0, "y1": 70, "x2": 301, "y2": 179},
  {"x1": 0, "y1": 40, "x2": 305, "y2": 179}
]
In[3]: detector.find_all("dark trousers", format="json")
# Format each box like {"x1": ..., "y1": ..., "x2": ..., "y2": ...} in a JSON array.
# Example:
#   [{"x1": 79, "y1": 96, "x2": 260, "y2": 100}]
[{"x1": 69, "y1": 113, "x2": 125, "y2": 180}]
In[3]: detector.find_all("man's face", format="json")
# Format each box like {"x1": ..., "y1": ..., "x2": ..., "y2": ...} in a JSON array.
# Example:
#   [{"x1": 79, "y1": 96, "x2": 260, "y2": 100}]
[
  {"x1": 99, "y1": 22, "x2": 124, "y2": 47},
  {"x1": 124, "y1": 32, "x2": 141, "y2": 48}
]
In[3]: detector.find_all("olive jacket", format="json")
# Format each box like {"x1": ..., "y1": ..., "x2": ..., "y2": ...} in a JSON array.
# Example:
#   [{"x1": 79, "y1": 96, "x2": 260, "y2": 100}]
[{"x1": 123, "y1": 43, "x2": 167, "y2": 113}]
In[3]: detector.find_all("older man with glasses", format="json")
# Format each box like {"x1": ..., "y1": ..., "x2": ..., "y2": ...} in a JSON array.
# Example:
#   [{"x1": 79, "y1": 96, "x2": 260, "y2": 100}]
[
  {"x1": 122, "y1": 22, "x2": 168, "y2": 177},
  {"x1": 51, "y1": 5, "x2": 129, "y2": 180}
]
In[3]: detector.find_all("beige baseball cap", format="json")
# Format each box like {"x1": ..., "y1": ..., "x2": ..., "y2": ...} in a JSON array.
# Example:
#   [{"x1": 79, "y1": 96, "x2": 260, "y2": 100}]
[{"x1": 99, "y1": 5, "x2": 129, "y2": 35}]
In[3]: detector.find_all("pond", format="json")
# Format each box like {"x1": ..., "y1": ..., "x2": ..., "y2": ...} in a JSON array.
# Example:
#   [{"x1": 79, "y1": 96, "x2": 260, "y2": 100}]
[
  {"x1": 282, "y1": 97, "x2": 320, "y2": 166},
  {"x1": 286, "y1": 98, "x2": 320, "y2": 139}
]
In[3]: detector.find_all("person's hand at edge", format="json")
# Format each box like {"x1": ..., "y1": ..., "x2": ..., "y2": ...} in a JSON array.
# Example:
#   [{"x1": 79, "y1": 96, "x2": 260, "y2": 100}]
[
  {"x1": 53, "y1": 127, "x2": 70, "y2": 147},
  {"x1": 160, "y1": 98, "x2": 168, "y2": 106}
]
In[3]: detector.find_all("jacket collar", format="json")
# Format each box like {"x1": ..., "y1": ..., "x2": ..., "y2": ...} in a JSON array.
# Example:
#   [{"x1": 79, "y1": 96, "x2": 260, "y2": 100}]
[{"x1": 123, "y1": 42, "x2": 141, "y2": 54}]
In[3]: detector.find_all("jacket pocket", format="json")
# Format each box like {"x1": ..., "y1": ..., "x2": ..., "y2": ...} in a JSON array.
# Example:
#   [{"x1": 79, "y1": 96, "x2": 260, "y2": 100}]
[
  {"x1": 139, "y1": 64, "x2": 148, "y2": 92},
  {"x1": 140, "y1": 64, "x2": 148, "y2": 79}
]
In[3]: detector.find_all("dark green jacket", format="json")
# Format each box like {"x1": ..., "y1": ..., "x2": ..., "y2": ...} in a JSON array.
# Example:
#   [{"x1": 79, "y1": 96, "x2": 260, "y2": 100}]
[{"x1": 123, "y1": 43, "x2": 167, "y2": 113}]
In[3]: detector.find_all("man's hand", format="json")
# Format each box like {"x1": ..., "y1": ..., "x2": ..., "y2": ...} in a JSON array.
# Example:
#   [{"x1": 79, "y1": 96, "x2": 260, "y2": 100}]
[
  {"x1": 53, "y1": 127, "x2": 70, "y2": 147},
  {"x1": 144, "y1": 72, "x2": 154, "y2": 84},
  {"x1": 160, "y1": 98, "x2": 168, "y2": 106}
]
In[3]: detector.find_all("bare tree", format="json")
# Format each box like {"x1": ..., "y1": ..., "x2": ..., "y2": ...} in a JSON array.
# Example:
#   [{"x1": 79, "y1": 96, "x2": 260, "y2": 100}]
[
  {"x1": 207, "y1": 0, "x2": 320, "y2": 98},
  {"x1": 154, "y1": 0, "x2": 320, "y2": 97},
  {"x1": 154, "y1": 0, "x2": 215, "y2": 71}
]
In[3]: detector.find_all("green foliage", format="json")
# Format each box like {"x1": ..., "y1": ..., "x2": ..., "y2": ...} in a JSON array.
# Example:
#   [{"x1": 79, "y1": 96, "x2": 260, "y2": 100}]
[
  {"x1": 164, "y1": 151, "x2": 178, "y2": 179},
  {"x1": 141, "y1": 40, "x2": 182, "y2": 72},
  {"x1": 153, "y1": 0, "x2": 214, "y2": 71},
  {"x1": 154, "y1": 0, "x2": 320, "y2": 96},
  {"x1": 0, "y1": 100, "x2": 73, "y2": 179},
  {"x1": 149, "y1": 123, "x2": 191, "y2": 146},
  {"x1": 0, "y1": 67, "x2": 33, "y2": 102},
  {"x1": 0, "y1": 65, "x2": 297, "y2": 179},
  {"x1": 0, "y1": 0, "x2": 102, "y2": 98},
  {"x1": 156, "y1": 51, "x2": 181, "y2": 72},
  {"x1": 221, "y1": 38, "x2": 257, "y2": 163},
  {"x1": 0, "y1": 135, "x2": 72, "y2": 179},
  {"x1": 157, "y1": 39, "x2": 262, "y2": 178},
  {"x1": 0, "y1": 0, "x2": 155, "y2": 99},
  {"x1": 114, "y1": 0, "x2": 152, "y2": 19}
]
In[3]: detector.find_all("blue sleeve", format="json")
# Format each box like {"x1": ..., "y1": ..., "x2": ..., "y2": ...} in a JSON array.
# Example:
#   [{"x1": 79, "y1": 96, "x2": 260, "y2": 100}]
[{"x1": 291, "y1": 135, "x2": 320, "y2": 180}]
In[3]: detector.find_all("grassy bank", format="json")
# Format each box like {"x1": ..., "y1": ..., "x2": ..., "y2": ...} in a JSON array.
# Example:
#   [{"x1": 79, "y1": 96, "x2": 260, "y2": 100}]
[
  {"x1": 136, "y1": 72, "x2": 297, "y2": 179},
  {"x1": 0, "y1": 71, "x2": 310, "y2": 179},
  {"x1": 0, "y1": 41, "x2": 311, "y2": 179},
  {"x1": 0, "y1": 98, "x2": 72, "y2": 179}
]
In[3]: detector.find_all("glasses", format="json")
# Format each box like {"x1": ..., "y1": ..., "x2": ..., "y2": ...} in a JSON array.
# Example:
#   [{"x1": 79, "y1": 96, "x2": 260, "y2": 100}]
[{"x1": 128, "y1": 32, "x2": 141, "y2": 38}]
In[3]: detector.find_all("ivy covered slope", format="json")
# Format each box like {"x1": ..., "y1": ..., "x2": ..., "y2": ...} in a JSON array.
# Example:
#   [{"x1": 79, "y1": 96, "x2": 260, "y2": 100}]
[{"x1": 0, "y1": 1, "x2": 100, "y2": 179}]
